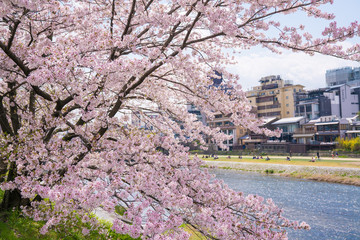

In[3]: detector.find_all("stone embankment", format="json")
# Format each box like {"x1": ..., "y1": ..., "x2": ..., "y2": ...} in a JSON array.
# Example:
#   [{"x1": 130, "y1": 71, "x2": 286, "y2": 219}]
[{"x1": 204, "y1": 161, "x2": 360, "y2": 186}]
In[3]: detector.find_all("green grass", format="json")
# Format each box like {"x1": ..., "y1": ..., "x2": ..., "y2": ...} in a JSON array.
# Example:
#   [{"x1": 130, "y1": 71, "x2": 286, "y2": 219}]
[
  {"x1": 200, "y1": 155, "x2": 360, "y2": 169},
  {"x1": 0, "y1": 209, "x2": 137, "y2": 240},
  {"x1": 0, "y1": 190, "x2": 205, "y2": 240},
  {"x1": 0, "y1": 189, "x2": 138, "y2": 240}
]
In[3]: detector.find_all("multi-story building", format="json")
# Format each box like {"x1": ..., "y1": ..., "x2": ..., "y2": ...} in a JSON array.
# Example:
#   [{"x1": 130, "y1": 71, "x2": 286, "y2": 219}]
[
  {"x1": 295, "y1": 88, "x2": 331, "y2": 120},
  {"x1": 186, "y1": 104, "x2": 207, "y2": 125},
  {"x1": 324, "y1": 84, "x2": 360, "y2": 118},
  {"x1": 238, "y1": 117, "x2": 278, "y2": 150},
  {"x1": 326, "y1": 67, "x2": 360, "y2": 87},
  {"x1": 131, "y1": 111, "x2": 160, "y2": 130},
  {"x1": 207, "y1": 113, "x2": 240, "y2": 151},
  {"x1": 292, "y1": 115, "x2": 341, "y2": 151},
  {"x1": 271, "y1": 116, "x2": 306, "y2": 142},
  {"x1": 314, "y1": 115, "x2": 341, "y2": 143},
  {"x1": 345, "y1": 115, "x2": 360, "y2": 138},
  {"x1": 246, "y1": 75, "x2": 304, "y2": 118},
  {"x1": 292, "y1": 119, "x2": 317, "y2": 144}
]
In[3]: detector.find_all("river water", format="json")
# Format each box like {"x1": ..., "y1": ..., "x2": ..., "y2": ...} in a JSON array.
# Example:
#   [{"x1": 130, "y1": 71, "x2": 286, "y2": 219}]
[{"x1": 211, "y1": 169, "x2": 360, "y2": 240}]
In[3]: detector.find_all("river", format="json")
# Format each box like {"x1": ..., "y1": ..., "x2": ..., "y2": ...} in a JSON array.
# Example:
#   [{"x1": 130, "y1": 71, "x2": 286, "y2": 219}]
[{"x1": 211, "y1": 168, "x2": 360, "y2": 240}]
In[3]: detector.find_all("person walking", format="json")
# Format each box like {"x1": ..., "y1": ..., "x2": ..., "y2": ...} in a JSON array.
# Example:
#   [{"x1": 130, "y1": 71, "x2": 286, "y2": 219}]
[{"x1": 317, "y1": 151, "x2": 320, "y2": 160}]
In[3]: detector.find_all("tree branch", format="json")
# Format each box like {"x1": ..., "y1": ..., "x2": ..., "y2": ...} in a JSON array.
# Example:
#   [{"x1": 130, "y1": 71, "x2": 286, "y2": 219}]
[{"x1": 121, "y1": 0, "x2": 137, "y2": 41}]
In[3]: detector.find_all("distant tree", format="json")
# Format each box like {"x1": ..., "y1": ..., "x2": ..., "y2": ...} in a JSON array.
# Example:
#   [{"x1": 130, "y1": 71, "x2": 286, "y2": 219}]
[
  {"x1": 338, "y1": 137, "x2": 360, "y2": 152},
  {"x1": 1, "y1": 0, "x2": 358, "y2": 238}
]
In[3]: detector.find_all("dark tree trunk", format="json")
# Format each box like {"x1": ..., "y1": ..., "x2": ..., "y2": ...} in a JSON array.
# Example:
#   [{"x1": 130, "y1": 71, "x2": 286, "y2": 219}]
[
  {"x1": 0, "y1": 162, "x2": 30, "y2": 211},
  {"x1": 0, "y1": 189, "x2": 30, "y2": 211}
]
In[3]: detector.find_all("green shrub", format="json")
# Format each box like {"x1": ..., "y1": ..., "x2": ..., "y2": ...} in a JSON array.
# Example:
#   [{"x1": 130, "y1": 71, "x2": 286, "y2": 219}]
[
  {"x1": 337, "y1": 137, "x2": 360, "y2": 152},
  {"x1": 265, "y1": 169, "x2": 274, "y2": 174}
]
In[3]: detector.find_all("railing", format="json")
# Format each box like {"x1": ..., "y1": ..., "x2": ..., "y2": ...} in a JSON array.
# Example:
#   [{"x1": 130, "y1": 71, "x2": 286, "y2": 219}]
[{"x1": 294, "y1": 129, "x2": 316, "y2": 134}]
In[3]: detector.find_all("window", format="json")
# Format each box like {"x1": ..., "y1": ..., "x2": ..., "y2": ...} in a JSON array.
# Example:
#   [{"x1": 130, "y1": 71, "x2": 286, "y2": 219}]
[
  {"x1": 287, "y1": 111, "x2": 290, "y2": 114},
  {"x1": 215, "y1": 114, "x2": 222, "y2": 118},
  {"x1": 286, "y1": 103, "x2": 289, "y2": 107},
  {"x1": 286, "y1": 96, "x2": 289, "y2": 99}
]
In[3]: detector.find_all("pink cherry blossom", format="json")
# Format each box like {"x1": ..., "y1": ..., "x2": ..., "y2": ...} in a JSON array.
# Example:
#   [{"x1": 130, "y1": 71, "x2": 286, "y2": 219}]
[{"x1": 0, "y1": 0, "x2": 358, "y2": 239}]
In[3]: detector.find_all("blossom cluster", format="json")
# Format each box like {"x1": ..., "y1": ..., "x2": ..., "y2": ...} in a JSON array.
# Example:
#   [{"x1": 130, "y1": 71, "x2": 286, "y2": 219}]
[{"x1": 0, "y1": 0, "x2": 357, "y2": 239}]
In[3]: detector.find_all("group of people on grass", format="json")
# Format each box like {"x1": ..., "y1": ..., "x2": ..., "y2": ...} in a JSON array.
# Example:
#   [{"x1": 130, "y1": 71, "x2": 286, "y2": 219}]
[
  {"x1": 202, "y1": 154, "x2": 219, "y2": 159},
  {"x1": 252, "y1": 155, "x2": 271, "y2": 161},
  {"x1": 199, "y1": 151, "x2": 340, "y2": 163}
]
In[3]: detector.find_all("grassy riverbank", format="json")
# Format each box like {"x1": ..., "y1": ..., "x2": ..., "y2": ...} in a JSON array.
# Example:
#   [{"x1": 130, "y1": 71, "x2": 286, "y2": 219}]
[
  {"x1": 0, "y1": 190, "x2": 204, "y2": 240},
  {"x1": 0, "y1": 209, "x2": 135, "y2": 240},
  {"x1": 0, "y1": 212, "x2": 204, "y2": 240},
  {"x1": 202, "y1": 155, "x2": 360, "y2": 168},
  {"x1": 201, "y1": 155, "x2": 360, "y2": 186}
]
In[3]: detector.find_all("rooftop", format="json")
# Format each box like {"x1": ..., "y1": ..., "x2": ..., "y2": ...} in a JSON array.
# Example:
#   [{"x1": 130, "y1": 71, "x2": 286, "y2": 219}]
[
  {"x1": 262, "y1": 117, "x2": 278, "y2": 126},
  {"x1": 272, "y1": 116, "x2": 304, "y2": 125}
]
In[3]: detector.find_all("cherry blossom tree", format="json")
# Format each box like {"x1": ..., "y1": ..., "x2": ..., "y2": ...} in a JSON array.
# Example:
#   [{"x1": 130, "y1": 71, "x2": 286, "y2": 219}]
[{"x1": 0, "y1": 0, "x2": 358, "y2": 239}]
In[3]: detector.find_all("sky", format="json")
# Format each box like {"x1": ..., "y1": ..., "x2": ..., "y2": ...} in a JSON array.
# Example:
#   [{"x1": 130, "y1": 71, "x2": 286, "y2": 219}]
[{"x1": 228, "y1": 0, "x2": 360, "y2": 91}]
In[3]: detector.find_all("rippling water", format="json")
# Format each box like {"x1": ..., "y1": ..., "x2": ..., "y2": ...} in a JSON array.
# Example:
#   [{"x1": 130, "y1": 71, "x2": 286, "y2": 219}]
[{"x1": 211, "y1": 168, "x2": 360, "y2": 240}]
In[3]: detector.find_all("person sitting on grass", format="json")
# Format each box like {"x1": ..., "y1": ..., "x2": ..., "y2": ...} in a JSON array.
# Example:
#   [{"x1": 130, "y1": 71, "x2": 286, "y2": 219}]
[
  {"x1": 309, "y1": 156, "x2": 316, "y2": 162},
  {"x1": 266, "y1": 156, "x2": 270, "y2": 161},
  {"x1": 286, "y1": 156, "x2": 291, "y2": 161},
  {"x1": 227, "y1": 155, "x2": 231, "y2": 159},
  {"x1": 238, "y1": 155, "x2": 242, "y2": 159}
]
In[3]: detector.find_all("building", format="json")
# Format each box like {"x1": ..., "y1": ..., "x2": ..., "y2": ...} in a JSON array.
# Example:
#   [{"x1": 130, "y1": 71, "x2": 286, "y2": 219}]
[
  {"x1": 271, "y1": 116, "x2": 306, "y2": 142},
  {"x1": 246, "y1": 75, "x2": 304, "y2": 119},
  {"x1": 345, "y1": 115, "x2": 360, "y2": 138},
  {"x1": 186, "y1": 104, "x2": 207, "y2": 125},
  {"x1": 295, "y1": 84, "x2": 360, "y2": 120},
  {"x1": 292, "y1": 119, "x2": 317, "y2": 144},
  {"x1": 314, "y1": 116, "x2": 340, "y2": 143},
  {"x1": 295, "y1": 88, "x2": 331, "y2": 120},
  {"x1": 326, "y1": 67, "x2": 360, "y2": 87},
  {"x1": 324, "y1": 84, "x2": 360, "y2": 118},
  {"x1": 238, "y1": 117, "x2": 278, "y2": 150},
  {"x1": 131, "y1": 111, "x2": 160, "y2": 130},
  {"x1": 291, "y1": 116, "x2": 341, "y2": 152},
  {"x1": 207, "y1": 113, "x2": 240, "y2": 151}
]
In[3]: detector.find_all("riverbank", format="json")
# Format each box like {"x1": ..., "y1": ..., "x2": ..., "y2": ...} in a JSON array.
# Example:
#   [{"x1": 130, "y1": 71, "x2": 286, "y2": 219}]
[{"x1": 203, "y1": 159, "x2": 360, "y2": 186}]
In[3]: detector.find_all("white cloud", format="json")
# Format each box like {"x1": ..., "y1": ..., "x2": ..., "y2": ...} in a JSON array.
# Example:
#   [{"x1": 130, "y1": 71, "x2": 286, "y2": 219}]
[{"x1": 227, "y1": 48, "x2": 360, "y2": 91}]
